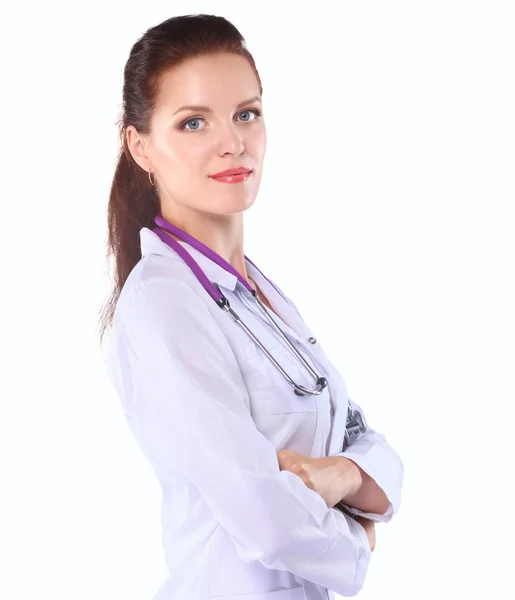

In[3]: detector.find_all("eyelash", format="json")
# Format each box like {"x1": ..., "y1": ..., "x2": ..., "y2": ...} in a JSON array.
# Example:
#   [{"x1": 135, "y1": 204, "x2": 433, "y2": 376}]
[{"x1": 180, "y1": 108, "x2": 262, "y2": 131}]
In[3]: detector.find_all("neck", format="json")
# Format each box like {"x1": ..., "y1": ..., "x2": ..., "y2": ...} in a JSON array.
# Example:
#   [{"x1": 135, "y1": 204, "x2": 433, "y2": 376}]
[{"x1": 160, "y1": 211, "x2": 249, "y2": 281}]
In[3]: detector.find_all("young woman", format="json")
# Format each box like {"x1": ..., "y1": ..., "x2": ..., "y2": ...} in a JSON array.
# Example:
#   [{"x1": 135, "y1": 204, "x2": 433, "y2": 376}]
[{"x1": 99, "y1": 13, "x2": 403, "y2": 600}]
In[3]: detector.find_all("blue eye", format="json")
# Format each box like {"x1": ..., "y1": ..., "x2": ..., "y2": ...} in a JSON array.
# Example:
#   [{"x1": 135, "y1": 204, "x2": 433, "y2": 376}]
[
  {"x1": 180, "y1": 108, "x2": 261, "y2": 131},
  {"x1": 182, "y1": 117, "x2": 204, "y2": 131},
  {"x1": 238, "y1": 109, "x2": 261, "y2": 122}
]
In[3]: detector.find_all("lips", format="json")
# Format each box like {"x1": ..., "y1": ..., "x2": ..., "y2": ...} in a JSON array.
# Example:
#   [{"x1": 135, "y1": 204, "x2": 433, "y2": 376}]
[{"x1": 210, "y1": 167, "x2": 252, "y2": 178}]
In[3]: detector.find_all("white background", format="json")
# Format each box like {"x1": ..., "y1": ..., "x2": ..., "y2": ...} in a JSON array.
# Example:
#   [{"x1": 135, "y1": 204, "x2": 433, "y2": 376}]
[{"x1": 1, "y1": 1, "x2": 514, "y2": 598}]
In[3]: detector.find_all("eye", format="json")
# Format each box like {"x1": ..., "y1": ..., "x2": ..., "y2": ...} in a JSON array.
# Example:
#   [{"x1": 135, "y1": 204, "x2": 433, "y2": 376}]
[
  {"x1": 181, "y1": 117, "x2": 206, "y2": 131},
  {"x1": 180, "y1": 108, "x2": 262, "y2": 131},
  {"x1": 237, "y1": 108, "x2": 261, "y2": 122}
]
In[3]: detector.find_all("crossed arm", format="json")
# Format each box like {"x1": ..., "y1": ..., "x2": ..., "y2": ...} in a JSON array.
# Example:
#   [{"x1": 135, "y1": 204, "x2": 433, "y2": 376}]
[{"x1": 338, "y1": 456, "x2": 391, "y2": 515}]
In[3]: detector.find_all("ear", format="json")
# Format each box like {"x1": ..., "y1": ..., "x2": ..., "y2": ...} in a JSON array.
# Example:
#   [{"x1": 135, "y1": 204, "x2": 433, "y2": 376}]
[{"x1": 126, "y1": 125, "x2": 153, "y2": 173}]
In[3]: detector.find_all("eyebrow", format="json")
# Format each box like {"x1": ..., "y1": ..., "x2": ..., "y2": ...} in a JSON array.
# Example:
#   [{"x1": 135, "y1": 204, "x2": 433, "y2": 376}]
[{"x1": 172, "y1": 96, "x2": 262, "y2": 116}]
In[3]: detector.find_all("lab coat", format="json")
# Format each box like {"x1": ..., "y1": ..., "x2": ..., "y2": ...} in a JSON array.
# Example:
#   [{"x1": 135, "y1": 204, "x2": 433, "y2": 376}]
[{"x1": 105, "y1": 227, "x2": 404, "y2": 600}]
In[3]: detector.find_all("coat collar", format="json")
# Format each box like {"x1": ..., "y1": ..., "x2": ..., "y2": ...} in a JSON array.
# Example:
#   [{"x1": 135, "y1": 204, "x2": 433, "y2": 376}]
[{"x1": 139, "y1": 227, "x2": 262, "y2": 293}]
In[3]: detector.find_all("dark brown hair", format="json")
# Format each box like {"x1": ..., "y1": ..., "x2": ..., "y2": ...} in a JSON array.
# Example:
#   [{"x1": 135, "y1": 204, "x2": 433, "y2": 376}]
[{"x1": 97, "y1": 14, "x2": 262, "y2": 344}]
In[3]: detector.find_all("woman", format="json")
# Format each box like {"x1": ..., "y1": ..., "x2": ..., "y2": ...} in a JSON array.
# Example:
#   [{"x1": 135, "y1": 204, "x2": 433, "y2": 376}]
[{"x1": 99, "y1": 13, "x2": 403, "y2": 600}]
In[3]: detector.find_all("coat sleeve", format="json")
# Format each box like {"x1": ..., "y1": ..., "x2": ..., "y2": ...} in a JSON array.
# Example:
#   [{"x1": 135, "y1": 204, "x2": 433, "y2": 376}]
[
  {"x1": 107, "y1": 276, "x2": 371, "y2": 597},
  {"x1": 336, "y1": 396, "x2": 404, "y2": 523}
]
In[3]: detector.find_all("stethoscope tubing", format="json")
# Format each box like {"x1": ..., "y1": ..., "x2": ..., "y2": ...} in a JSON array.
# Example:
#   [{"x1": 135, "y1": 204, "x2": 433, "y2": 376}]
[
  {"x1": 215, "y1": 283, "x2": 328, "y2": 397},
  {"x1": 153, "y1": 215, "x2": 327, "y2": 397}
]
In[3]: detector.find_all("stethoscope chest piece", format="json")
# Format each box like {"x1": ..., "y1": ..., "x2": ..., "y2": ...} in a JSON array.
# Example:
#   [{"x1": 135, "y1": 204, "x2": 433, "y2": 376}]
[{"x1": 342, "y1": 404, "x2": 367, "y2": 449}]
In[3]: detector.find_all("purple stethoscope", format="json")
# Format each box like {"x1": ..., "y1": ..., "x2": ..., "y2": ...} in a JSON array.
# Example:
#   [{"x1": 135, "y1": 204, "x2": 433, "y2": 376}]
[{"x1": 153, "y1": 215, "x2": 328, "y2": 397}]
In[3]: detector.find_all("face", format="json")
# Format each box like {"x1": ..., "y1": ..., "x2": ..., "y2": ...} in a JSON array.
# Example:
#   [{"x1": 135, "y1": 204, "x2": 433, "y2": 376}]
[{"x1": 127, "y1": 52, "x2": 267, "y2": 219}]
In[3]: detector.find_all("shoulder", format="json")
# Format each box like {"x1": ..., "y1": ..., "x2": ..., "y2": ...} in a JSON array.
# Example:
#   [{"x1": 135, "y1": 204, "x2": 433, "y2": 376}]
[
  {"x1": 116, "y1": 254, "x2": 202, "y2": 317},
  {"x1": 113, "y1": 254, "x2": 232, "y2": 350}
]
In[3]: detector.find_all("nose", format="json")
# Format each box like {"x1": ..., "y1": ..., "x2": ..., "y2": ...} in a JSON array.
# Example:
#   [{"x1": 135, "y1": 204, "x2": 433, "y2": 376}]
[{"x1": 217, "y1": 122, "x2": 245, "y2": 157}]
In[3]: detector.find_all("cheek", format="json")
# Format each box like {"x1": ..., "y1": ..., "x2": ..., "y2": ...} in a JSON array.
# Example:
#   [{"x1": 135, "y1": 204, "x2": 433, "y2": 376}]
[
  {"x1": 251, "y1": 126, "x2": 267, "y2": 159},
  {"x1": 151, "y1": 133, "x2": 178, "y2": 168},
  {"x1": 152, "y1": 129, "x2": 208, "y2": 166},
  {"x1": 168, "y1": 139, "x2": 215, "y2": 173}
]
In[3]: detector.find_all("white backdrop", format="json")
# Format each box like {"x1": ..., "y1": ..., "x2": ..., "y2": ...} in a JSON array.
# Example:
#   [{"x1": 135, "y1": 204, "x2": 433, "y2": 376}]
[{"x1": 1, "y1": 1, "x2": 514, "y2": 599}]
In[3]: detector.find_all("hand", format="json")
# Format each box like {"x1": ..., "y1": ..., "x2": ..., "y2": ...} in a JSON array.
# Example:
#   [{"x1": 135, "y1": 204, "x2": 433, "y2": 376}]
[
  {"x1": 276, "y1": 450, "x2": 361, "y2": 509},
  {"x1": 354, "y1": 516, "x2": 376, "y2": 552}
]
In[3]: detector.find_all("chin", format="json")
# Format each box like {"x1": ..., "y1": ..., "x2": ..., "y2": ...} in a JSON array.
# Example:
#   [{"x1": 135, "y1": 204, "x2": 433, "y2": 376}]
[{"x1": 218, "y1": 195, "x2": 257, "y2": 215}]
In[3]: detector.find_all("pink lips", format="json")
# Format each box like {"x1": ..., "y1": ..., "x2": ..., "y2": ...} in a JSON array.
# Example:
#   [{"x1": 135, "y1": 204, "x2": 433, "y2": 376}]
[
  {"x1": 210, "y1": 167, "x2": 252, "y2": 178},
  {"x1": 209, "y1": 168, "x2": 253, "y2": 184}
]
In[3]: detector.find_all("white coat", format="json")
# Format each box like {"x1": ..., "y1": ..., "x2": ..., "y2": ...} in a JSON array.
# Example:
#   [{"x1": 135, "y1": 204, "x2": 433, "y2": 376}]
[{"x1": 105, "y1": 227, "x2": 404, "y2": 600}]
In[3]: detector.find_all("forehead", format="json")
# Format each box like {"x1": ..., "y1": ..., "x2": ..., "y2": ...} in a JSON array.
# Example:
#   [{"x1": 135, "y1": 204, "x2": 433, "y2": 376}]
[{"x1": 156, "y1": 53, "x2": 260, "y2": 110}]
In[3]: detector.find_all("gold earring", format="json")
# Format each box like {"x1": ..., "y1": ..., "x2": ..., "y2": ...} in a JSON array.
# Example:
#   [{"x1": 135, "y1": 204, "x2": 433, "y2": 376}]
[{"x1": 148, "y1": 171, "x2": 156, "y2": 186}]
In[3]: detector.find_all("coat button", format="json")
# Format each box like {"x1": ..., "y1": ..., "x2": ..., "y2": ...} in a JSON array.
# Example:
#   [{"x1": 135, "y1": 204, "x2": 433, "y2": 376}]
[{"x1": 308, "y1": 336, "x2": 316, "y2": 344}]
